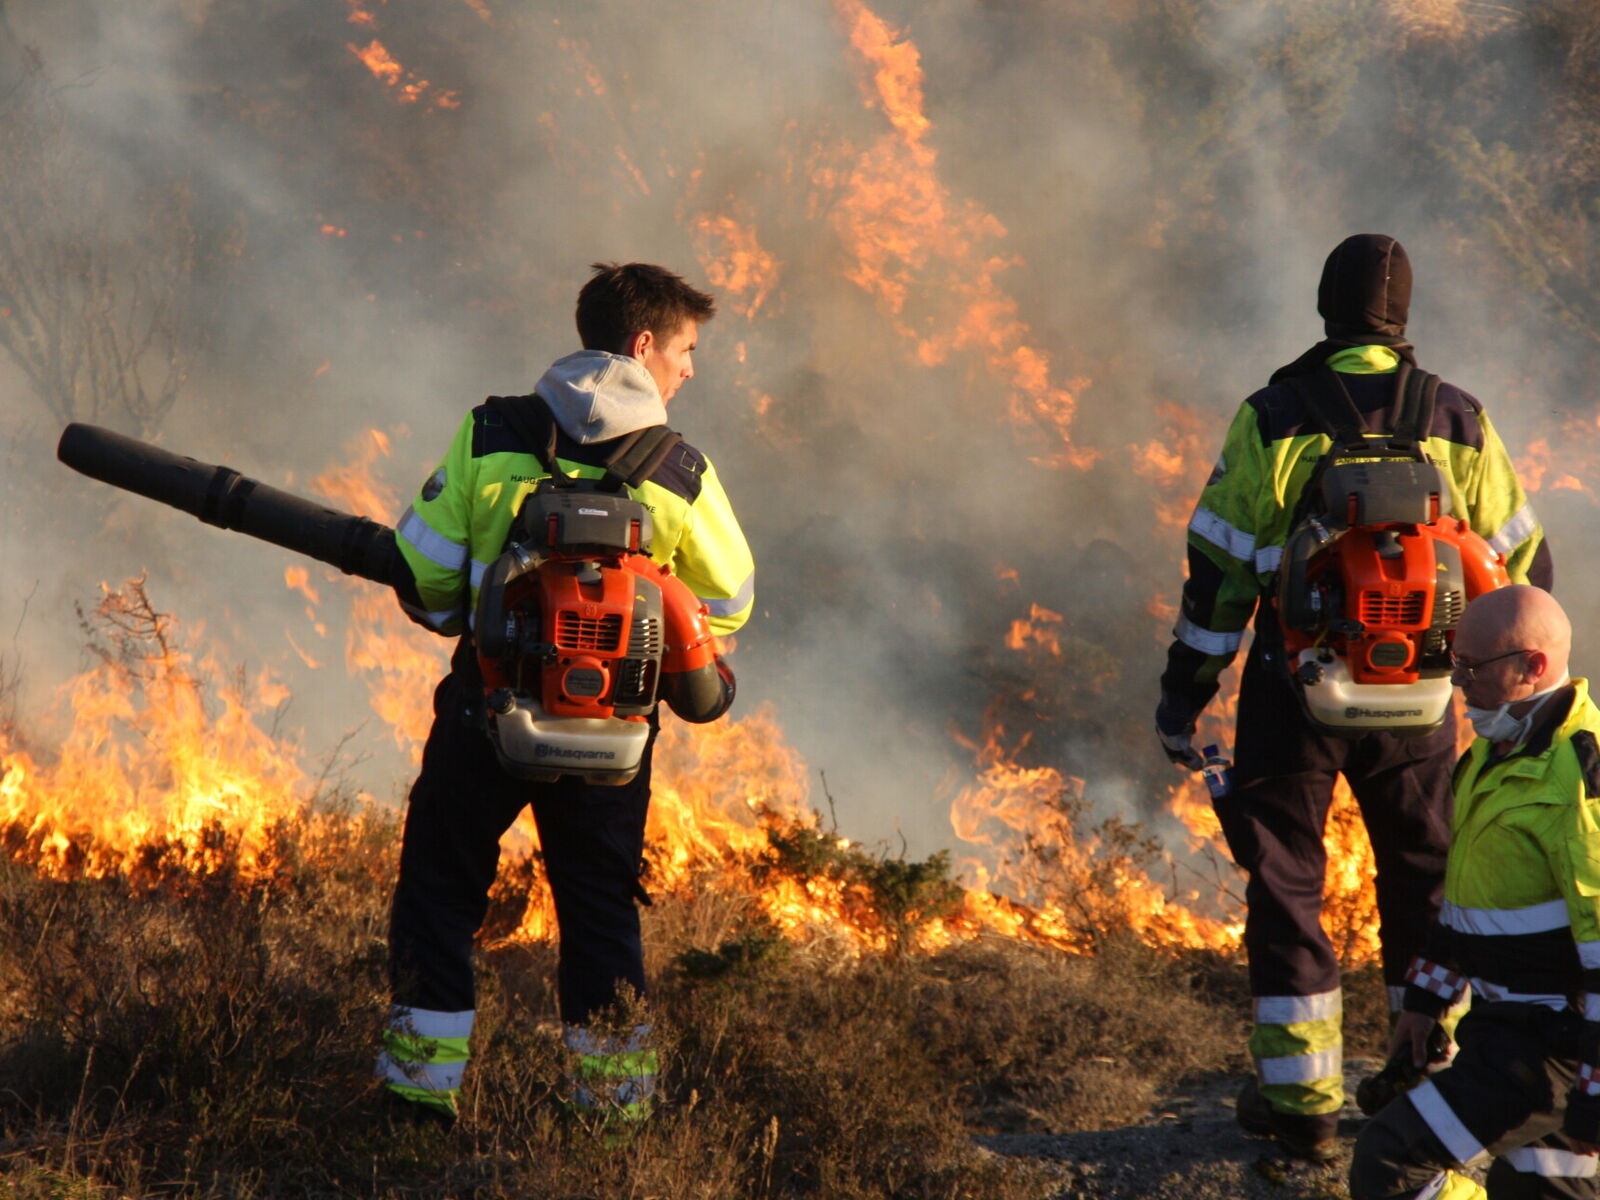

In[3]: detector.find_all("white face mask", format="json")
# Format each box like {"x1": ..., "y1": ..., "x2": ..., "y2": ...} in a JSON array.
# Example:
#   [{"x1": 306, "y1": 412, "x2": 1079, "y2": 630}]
[{"x1": 1465, "y1": 675, "x2": 1570, "y2": 745}]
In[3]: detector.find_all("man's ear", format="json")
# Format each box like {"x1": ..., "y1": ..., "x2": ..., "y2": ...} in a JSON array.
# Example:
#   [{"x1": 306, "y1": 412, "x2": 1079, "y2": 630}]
[
  {"x1": 626, "y1": 329, "x2": 654, "y2": 359},
  {"x1": 1524, "y1": 649, "x2": 1550, "y2": 686}
]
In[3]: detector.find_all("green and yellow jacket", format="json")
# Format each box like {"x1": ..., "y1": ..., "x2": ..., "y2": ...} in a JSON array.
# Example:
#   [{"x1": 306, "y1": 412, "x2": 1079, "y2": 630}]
[
  {"x1": 1160, "y1": 345, "x2": 1550, "y2": 719},
  {"x1": 393, "y1": 350, "x2": 755, "y2": 640},
  {"x1": 1400, "y1": 679, "x2": 1600, "y2": 1142}
]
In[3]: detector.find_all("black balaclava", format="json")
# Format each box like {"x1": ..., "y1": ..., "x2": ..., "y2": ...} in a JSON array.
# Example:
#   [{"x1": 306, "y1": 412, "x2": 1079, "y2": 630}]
[
  {"x1": 1270, "y1": 233, "x2": 1417, "y2": 382},
  {"x1": 1318, "y1": 233, "x2": 1411, "y2": 338}
]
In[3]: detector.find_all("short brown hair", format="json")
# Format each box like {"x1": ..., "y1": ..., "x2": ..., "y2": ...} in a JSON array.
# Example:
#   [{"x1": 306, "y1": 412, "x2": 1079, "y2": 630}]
[{"x1": 575, "y1": 262, "x2": 717, "y2": 352}]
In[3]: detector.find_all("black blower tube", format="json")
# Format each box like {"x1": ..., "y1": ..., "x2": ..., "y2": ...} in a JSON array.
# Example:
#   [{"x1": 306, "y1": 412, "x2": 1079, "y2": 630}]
[{"x1": 57, "y1": 423, "x2": 399, "y2": 586}]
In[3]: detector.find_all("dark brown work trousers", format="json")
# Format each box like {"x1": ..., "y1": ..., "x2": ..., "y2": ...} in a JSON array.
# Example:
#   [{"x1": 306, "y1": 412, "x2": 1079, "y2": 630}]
[{"x1": 1218, "y1": 645, "x2": 1457, "y2": 999}]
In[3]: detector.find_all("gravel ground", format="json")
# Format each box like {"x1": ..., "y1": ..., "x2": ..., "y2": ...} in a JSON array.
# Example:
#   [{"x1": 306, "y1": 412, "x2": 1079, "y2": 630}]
[{"x1": 978, "y1": 1057, "x2": 1406, "y2": 1200}]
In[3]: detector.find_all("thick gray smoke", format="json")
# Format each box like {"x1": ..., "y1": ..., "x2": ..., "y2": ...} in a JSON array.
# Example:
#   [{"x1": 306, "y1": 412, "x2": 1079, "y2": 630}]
[{"x1": 4, "y1": 1, "x2": 1598, "y2": 881}]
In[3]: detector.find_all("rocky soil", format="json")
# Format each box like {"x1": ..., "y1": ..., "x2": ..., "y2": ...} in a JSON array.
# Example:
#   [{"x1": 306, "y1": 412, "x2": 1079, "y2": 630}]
[{"x1": 980, "y1": 1057, "x2": 1406, "y2": 1200}]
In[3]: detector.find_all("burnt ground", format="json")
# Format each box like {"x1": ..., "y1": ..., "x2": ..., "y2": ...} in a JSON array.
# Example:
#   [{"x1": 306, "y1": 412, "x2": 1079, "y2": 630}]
[{"x1": 979, "y1": 1056, "x2": 1453, "y2": 1200}]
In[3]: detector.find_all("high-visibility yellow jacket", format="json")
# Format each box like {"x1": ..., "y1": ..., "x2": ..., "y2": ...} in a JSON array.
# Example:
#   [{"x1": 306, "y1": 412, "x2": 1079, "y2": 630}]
[
  {"x1": 393, "y1": 351, "x2": 755, "y2": 640},
  {"x1": 1161, "y1": 345, "x2": 1549, "y2": 716},
  {"x1": 1400, "y1": 679, "x2": 1600, "y2": 1141}
]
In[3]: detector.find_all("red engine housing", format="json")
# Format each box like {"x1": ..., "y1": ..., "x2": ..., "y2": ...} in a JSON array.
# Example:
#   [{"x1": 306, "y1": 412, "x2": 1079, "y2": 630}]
[
  {"x1": 1281, "y1": 516, "x2": 1509, "y2": 684},
  {"x1": 477, "y1": 550, "x2": 719, "y2": 721}
]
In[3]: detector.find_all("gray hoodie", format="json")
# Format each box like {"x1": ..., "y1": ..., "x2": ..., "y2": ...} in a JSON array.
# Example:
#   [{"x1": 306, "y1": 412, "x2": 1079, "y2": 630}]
[{"x1": 535, "y1": 350, "x2": 667, "y2": 444}]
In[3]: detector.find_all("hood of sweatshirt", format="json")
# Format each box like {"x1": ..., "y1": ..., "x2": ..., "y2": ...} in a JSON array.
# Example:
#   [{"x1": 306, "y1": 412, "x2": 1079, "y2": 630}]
[{"x1": 535, "y1": 350, "x2": 667, "y2": 443}]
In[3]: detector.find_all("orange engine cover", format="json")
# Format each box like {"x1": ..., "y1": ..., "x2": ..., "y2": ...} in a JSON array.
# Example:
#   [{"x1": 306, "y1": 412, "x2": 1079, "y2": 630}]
[
  {"x1": 479, "y1": 552, "x2": 720, "y2": 720},
  {"x1": 535, "y1": 560, "x2": 640, "y2": 719},
  {"x1": 1283, "y1": 516, "x2": 1509, "y2": 685},
  {"x1": 623, "y1": 556, "x2": 717, "y2": 672}
]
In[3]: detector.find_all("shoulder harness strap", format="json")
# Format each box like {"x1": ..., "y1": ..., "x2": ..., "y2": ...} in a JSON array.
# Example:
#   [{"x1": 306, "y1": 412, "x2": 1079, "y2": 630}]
[
  {"x1": 1282, "y1": 366, "x2": 1366, "y2": 531},
  {"x1": 602, "y1": 425, "x2": 683, "y2": 490},
  {"x1": 1390, "y1": 364, "x2": 1440, "y2": 448}
]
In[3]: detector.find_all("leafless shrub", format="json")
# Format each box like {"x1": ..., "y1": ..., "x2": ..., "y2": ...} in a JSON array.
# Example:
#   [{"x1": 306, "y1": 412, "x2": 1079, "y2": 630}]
[{"x1": 0, "y1": 46, "x2": 217, "y2": 434}]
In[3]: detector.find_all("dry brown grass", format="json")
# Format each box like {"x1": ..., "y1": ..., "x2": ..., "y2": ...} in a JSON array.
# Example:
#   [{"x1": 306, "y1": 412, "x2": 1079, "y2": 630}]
[{"x1": 0, "y1": 799, "x2": 1249, "y2": 1200}]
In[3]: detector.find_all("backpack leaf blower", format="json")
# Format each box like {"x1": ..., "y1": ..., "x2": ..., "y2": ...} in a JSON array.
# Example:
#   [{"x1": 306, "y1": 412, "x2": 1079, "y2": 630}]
[
  {"x1": 1276, "y1": 453, "x2": 1508, "y2": 737},
  {"x1": 473, "y1": 472, "x2": 733, "y2": 785},
  {"x1": 56, "y1": 423, "x2": 734, "y2": 787}
]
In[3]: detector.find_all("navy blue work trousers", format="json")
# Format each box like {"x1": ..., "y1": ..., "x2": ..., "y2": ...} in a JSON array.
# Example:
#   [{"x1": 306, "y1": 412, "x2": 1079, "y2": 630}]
[{"x1": 387, "y1": 670, "x2": 655, "y2": 1025}]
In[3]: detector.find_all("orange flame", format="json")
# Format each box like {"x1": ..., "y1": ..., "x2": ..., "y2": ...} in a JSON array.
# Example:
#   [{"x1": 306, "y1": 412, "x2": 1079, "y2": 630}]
[
  {"x1": 828, "y1": 0, "x2": 1094, "y2": 468},
  {"x1": 693, "y1": 213, "x2": 781, "y2": 320},
  {"x1": 301, "y1": 428, "x2": 450, "y2": 756},
  {"x1": 345, "y1": 19, "x2": 460, "y2": 112},
  {"x1": 0, "y1": 582, "x2": 325, "y2": 880}
]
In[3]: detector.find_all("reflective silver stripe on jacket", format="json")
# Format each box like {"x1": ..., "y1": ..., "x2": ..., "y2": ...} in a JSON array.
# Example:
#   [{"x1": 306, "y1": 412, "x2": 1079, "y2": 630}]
[
  {"x1": 469, "y1": 559, "x2": 489, "y2": 589},
  {"x1": 1441, "y1": 898, "x2": 1569, "y2": 937},
  {"x1": 1504, "y1": 1146, "x2": 1600, "y2": 1178},
  {"x1": 1408, "y1": 1080, "x2": 1489, "y2": 1167},
  {"x1": 1254, "y1": 990, "x2": 1341, "y2": 1025},
  {"x1": 703, "y1": 570, "x2": 755, "y2": 618},
  {"x1": 1466, "y1": 977, "x2": 1567, "y2": 1009},
  {"x1": 563, "y1": 1022, "x2": 653, "y2": 1056},
  {"x1": 1488, "y1": 504, "x2": 1539, "y2": 557},
  {"x1": 1577, "y1": 940, "x2": 1600, "y2": 970},
  {"x1": 1255, "y1": 1046, "x2": 1342, "y2": 1085},
  {"x1": 1175, "y1": 615, "x2": 1243, "y2": 657},
  {"x1": 397, "y1": 507, "x2": 469, "y2": 571},
  {"x1": 1254, "y1": 545, "x2": 1284, "y2": 574},
  {"x1": 400, "y1": 599, "x2": 459, "y2": 632},
  {"x1": 1190, "y1": 506, "x2": 1256, "y2": 562},
  {"x1": 1584, "y1": 993, "x2": 1600, "y2": 1021}
]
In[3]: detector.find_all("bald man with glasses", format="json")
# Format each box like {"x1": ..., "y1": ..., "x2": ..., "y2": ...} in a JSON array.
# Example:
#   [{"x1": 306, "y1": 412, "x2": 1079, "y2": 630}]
[{"x1": 1352, "y1": 586, "x2": 1600, "y2": 1200}]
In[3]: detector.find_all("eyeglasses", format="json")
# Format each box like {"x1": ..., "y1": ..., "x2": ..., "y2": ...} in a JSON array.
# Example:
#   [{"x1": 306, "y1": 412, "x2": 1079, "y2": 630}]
[{"x1": 1449, "y1": 648, "x2": 1532, "y2": 681}]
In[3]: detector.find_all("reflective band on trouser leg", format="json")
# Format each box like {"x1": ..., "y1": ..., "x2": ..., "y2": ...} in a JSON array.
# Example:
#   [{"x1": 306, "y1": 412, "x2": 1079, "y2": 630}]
[
  {"x1": 564, "y1": 1024, "x2": 658, "y2": 1122},
  {"x1": 1503, "y1": 1147, "x2": 1600, "y2": 1179},
  {"x1": 1251, "y1": 990, "x2": 1343, "y2": 1116},
  {"x1": 379, "y1": 1006, "x2": 473, "y2": 1117},
  {"x1": 1414, "y1": 1170, "x2": 1487, "y2": 1200},
  {"x1": 1407, "y1": 1080, "x2": 1490, "y2": 1169}
]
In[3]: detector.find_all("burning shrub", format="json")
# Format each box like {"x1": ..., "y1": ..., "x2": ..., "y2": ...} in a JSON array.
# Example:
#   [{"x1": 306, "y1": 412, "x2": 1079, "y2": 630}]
[{"x1": 757, "y1": 813, "x2": 967, "y2": 955}]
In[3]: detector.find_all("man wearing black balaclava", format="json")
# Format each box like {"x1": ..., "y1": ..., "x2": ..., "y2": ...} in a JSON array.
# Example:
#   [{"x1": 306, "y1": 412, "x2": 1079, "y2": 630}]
[{"x1": 1154, "y1": 235, "x2": 1553, "y2": 1162}]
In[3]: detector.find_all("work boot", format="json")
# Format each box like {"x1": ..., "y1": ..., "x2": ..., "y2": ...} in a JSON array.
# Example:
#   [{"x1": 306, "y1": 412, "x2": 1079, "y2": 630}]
[{"x1": 1235, "y1": 1077, "x2": 1339, "y2": 1162}]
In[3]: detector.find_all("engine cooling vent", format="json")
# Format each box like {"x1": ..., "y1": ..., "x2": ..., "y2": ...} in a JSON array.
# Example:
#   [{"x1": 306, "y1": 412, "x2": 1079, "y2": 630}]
[
  {"x1": 555, "y1": 611, "x2": 625, "y2": 652},
  {"x1": 1359, "y1": 590, "x2": 1426, "y2": 627},
  {"x1": 614, "y1": 657, "x2": 657, "y2": 705},
  {"x1": 1432, "y1": 588, "x2": 1465, "y2": 628},
  {"x1": 628, "y1": 616, "x2": 662, "y2": 657}
]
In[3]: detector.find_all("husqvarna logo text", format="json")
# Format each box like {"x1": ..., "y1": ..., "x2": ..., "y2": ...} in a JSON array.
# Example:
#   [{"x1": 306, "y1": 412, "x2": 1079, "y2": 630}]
[
  {"x1": 534, "y1": 745, "x2": 617, "y2": 761},
  {"x1": 1346, "y1": 705, "x2": 1424, "y2": 720}
]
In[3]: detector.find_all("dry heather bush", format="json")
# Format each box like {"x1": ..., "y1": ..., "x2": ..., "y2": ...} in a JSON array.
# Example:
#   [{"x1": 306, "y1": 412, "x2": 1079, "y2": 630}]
[
  {"x1": 0, "y1": 793, "x2": 1253, "y2": 1199},
  {"x1": 914, "y1": 934, "x2": 1239, "y2": 1134}
]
